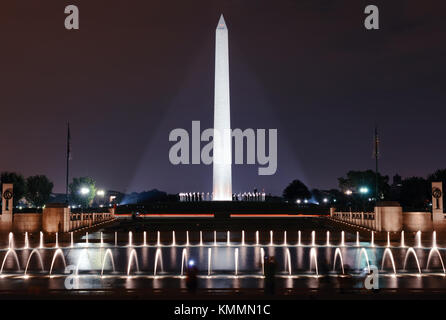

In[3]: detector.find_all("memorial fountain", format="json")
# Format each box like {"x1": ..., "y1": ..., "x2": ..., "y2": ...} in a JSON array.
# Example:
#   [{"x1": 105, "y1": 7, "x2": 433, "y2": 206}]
[{"x1": 0, "y1": 229, "x2": 445, "y2": 290}]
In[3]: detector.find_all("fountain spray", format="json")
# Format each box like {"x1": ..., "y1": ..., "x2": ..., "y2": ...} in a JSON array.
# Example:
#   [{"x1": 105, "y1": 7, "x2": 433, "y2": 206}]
[
  {"x1": 8, "y1": 232, "x2": 14, "y2": 249},
  {"x1": 234, "y1": 248, "x2": 239, "y2": 276},
  {"x1": 24, "y1": 232, "x2": 29, "y2": 249},
  {"x1": 401, "y1": 230, "x2": 405, "y2": 248},
  {"x1": 208, "y1": 248, "x2": 212, "y2": 276},
  {"x1": 416, "y1": 231, "x2": 422, "y2": 248}
]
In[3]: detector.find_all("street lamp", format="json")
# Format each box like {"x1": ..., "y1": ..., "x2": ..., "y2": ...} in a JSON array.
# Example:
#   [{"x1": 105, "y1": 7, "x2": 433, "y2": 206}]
[
  {"x1": 80, "y1": 187, "x2": 89, "y2": 195},
  {"x1": 359, "y1": 186, "x2": 369, "y2": 212},
  {"x1": 359, "y1": 187, "x2": 369, "y2": 194},
  {"x1": 97, "y1": 190, "x2": 105, "y2": 196}
]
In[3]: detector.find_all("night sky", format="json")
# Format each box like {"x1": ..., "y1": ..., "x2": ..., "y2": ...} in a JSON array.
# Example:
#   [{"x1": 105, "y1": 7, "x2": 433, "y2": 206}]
[{"x1": 0, "y1": 0, "x2": 445, "y2": 196}]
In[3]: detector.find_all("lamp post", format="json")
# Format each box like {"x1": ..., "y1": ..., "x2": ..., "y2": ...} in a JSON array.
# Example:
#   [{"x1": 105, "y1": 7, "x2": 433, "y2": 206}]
[
  {"x1": 345, "y1": 189, "x2": 353, "y2": 211},
  {"x1": 359, "y1": 186, "x2": 369, "y2": 212},
  {"x1": 97, "y1": 189, "x2": 105, "y2": 207},
  {"x1": 79, "y1": 187, "x2": 90, "y2": 209}
]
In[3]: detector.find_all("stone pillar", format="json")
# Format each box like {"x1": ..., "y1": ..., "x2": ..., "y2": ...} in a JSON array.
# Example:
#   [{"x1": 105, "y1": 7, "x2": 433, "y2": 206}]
[
  {"x1": 109, "y1": 207, "x2": 115, "y2": 218},
  {"x1": 432, "y1": 182, "x2": 444, "y2": 221},
  {"x1": 374, "y1": 209, "x2": 379, "y2": 231},
  {"x1": 375, "y1": 201, "x2": 403, "y2": 232},
  {"x1": 42, "y1": 203, "x2": 71, "y2": 233},
  {"x1": 1, "y1": 183, "x2": 14, "y2": 225}
]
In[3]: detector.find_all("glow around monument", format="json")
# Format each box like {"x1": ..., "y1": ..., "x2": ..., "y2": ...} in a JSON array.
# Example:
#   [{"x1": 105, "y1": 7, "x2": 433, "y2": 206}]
[{"x1": 168, "y1": 15, "x2": 278, "y2": 201}]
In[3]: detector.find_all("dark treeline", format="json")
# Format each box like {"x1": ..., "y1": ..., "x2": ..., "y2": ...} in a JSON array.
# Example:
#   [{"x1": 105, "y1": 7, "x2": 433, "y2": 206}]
[
  {"x1": 1, "y1": 168, "x2": 445, "y2": 212},
  {"x1": 283, "y1": 169, "x2": 446, "y2": 212},
  {"x1": 0, "y1": 172, "x2": 53, "y2": 208}
]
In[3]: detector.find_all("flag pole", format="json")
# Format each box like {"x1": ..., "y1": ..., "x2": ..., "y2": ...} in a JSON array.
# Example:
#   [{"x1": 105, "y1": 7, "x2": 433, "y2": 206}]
[
  {"x1": 66, "y1": 121, "x2": 70, "y2": 204},
  {"x1": 374, "y1": 125, "x2": 379, "y2": 201}
]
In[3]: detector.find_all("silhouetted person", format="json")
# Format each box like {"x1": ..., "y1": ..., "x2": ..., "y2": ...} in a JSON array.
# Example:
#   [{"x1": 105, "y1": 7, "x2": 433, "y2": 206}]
[
  {"x1": 186, "y1": 263, "x2": 198, "y2": 293},
  {"x1": 264, "y1": 256, "x2": 276, "y2": 295},
  {"x1": 318, "y1": 259, "x2": 333, "y2": 291},
  {"x1": 339, "y1": 264, "x2": 353, "y2": 293}
]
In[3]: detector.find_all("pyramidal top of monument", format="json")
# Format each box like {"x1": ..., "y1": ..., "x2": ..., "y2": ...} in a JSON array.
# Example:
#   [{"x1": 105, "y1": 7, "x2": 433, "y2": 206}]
[{"x1": 217, "y1": 14, "x2": 227, "y2": 30}]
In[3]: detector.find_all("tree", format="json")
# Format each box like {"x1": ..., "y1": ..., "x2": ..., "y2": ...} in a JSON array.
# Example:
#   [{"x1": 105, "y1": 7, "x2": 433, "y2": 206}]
[
  {"x1": 400, "y1": 177, "x2": 430, "y2": 210},
  {"x1": 25, "y1": 175, "x2": 54, "y2": 207},
  {"x1": 311, "y1": 188, "x2": 339, "y2": 206},
  {"x1": 0, "y1": 172, "x2": 26, "y2": 205},
  {"x1": 327, "y1": 188, "x2": 349, "y2": 208},
  {"x1": 338, "y1": 170, "x2": 390, "y2": 200},
  {"x1": 283, "y1": 180, "x2": 311, "y2": 202},
  {"x1": 311, "y1": 188, "x2": 324, "y2": 204},
  {"x1": 427, "y1": 169, "x2": 446, "y2": 183},
  {"x1": 69, "y1": 177, "x2": 97, "y2": 208}
]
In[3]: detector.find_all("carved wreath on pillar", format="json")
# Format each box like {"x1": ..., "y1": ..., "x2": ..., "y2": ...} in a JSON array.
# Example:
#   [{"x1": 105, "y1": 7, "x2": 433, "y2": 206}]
[
  {"x1": 432, "y1": 187, "x2": 442, "y2": 199},
  {"x1": 2, "y1": 189, "x2": 13, "y2": 200}
]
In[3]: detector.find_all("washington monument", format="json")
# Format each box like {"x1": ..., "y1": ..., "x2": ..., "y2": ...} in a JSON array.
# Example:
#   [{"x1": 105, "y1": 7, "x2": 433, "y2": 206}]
[{"x1": 213, "y1": 14, "x2": 232, "y2": 201}]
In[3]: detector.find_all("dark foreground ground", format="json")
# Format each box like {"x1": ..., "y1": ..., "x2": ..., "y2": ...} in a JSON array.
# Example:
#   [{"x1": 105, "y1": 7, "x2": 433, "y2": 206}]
[{"x1": 1, "y1": 287, "x2": 446, "y2": 300}]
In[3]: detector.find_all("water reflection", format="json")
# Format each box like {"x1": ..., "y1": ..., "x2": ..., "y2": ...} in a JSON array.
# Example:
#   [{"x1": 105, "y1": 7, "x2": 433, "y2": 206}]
[{"x1": 1, "y1": 230, "x2": 446, "y2": 291}]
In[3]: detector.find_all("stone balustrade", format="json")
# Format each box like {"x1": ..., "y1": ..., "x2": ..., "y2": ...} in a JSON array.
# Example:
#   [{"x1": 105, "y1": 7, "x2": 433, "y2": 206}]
[
  {"x1": 330, "y1": 208, "x2": 378, "y2": 230},
  {"x1": 42, "y1": 204, "x2": 115, "y2": 233},
  {"x1": 330, "y1": 202, "x2": 404, "y2": 232},
  {"x1": 69, "y1": 211, "x2": 115, "y2": 231}
]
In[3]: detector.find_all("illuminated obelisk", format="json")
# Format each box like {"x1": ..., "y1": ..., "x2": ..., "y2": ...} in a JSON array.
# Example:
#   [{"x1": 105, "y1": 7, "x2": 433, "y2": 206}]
[{"x1": 213, "y1": 14, "x2": 232, "y2": 201}]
